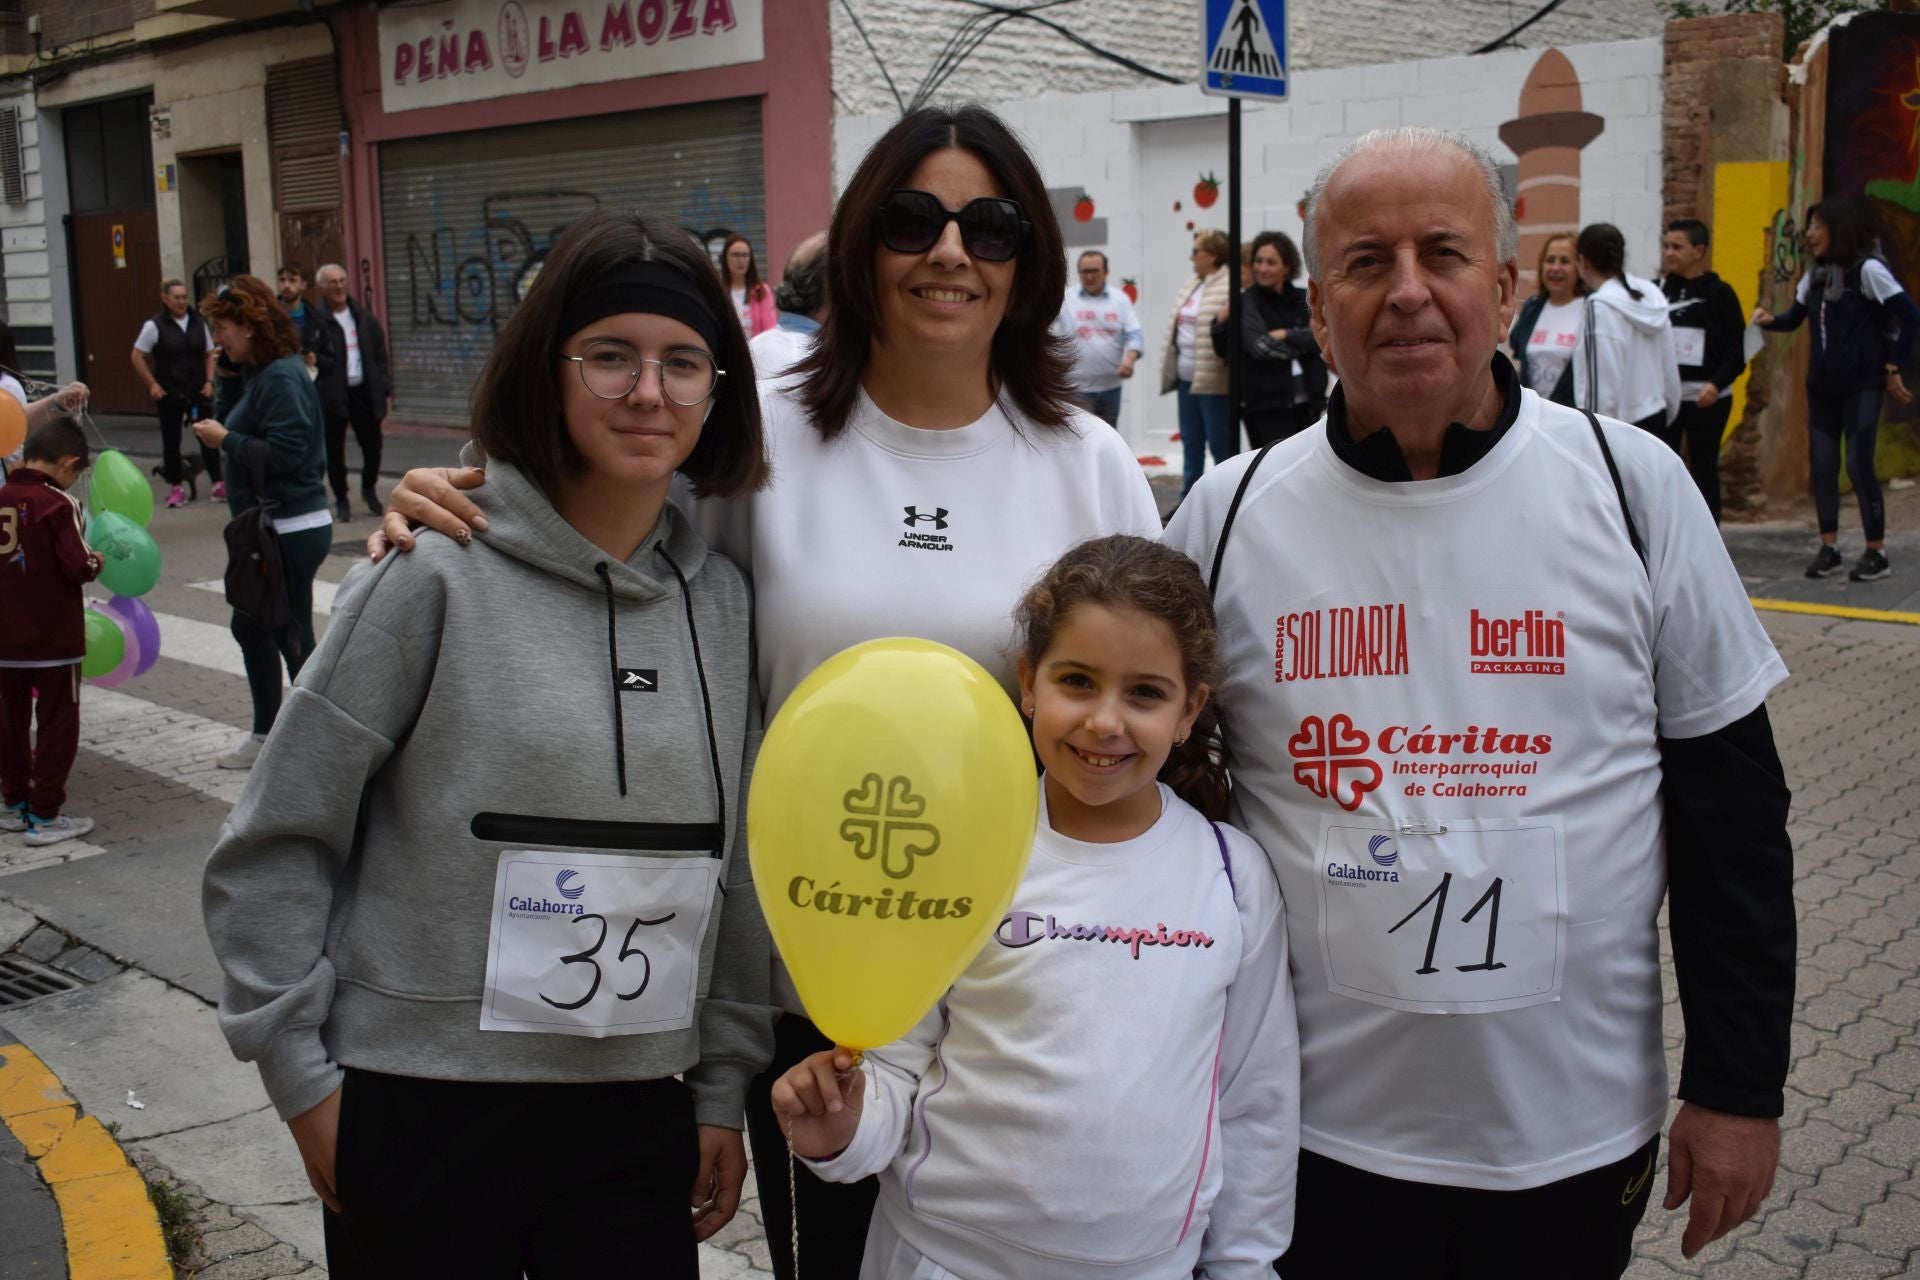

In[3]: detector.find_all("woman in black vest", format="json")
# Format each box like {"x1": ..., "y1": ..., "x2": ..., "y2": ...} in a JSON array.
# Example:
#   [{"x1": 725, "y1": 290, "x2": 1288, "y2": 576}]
[
  {"x1": 1757, "y1": 198, "x2": 1920, "y2": 582},
  {"x1": 131, "y1": 279, "x2": 224, "y2": 507},
  {"x1": 1213, "y1": 230, "x2": 1326, "y2": 448}
]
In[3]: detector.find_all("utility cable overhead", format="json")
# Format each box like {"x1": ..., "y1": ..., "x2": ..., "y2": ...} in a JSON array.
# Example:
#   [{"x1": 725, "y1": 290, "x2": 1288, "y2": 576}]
[{"x1": 1471, "y1": 0, "x2": 1569, "y2": 53}]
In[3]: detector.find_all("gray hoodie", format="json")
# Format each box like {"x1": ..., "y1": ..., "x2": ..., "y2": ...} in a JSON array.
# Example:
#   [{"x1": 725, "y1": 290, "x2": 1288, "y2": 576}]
[{"x1": 203, "y1": 460, "x2": 772, "y2": 1127}]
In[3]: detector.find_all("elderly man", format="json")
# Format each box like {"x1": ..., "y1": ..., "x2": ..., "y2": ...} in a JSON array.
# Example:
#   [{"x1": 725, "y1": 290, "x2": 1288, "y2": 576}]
[
  {"x1": 748, "y1": 231, "x2": 828, "y2": 380},
  {"x1": 315, "y1": 264, "x2": 391, "y2": 521},
  {"x1": 1167, "y1": 129, "x2": 1794, "y2": 1277},
  {"x1": 1056, "y1": 250, "x2": 1143, "y2": 427}
]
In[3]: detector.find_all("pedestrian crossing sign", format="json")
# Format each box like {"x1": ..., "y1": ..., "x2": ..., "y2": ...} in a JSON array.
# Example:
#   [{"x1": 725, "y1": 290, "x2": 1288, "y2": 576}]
[{"x1": 1202, "y1": 0, "x2": 1287, "y2": 101}]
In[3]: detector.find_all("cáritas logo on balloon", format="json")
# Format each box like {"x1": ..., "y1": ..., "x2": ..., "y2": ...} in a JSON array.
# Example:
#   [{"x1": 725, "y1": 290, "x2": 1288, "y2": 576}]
[
  {"x1": 785, "y1": 877, "x2": 973, "y2": 920},
  {"x1": 839, "y1": 773, "x2": 941, "y2": 879}
]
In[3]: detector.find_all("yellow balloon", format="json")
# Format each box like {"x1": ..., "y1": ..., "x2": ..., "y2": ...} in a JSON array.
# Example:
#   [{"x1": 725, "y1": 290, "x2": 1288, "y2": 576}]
[{"x1": 749, "y1": 638, "x2": 1037, "y2": 1051}]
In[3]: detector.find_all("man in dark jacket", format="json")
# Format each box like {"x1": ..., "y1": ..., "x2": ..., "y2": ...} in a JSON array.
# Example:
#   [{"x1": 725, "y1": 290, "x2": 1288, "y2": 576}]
[
  {"x1": 131, "y1": 279, "x2": 222, "y2": 507},
  {"x1": 1661, "y1": 220, "x2": 1748, "y2": 523},
  {"x1": 277, "y1": 262, "x2": 336, "y2": 378},
  {"x1": 315, "y1": 263, "x2": 391, "y2": 521}
]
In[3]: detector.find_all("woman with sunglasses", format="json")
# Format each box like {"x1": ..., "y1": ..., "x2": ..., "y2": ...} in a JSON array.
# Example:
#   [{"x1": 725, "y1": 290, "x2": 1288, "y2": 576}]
[
  {"x1": 368, "y1": 104, "x2": 1162, "y2": 1278},
  {"x1": 204, "y1": 209, "x2": 773, "y2": 1277}
]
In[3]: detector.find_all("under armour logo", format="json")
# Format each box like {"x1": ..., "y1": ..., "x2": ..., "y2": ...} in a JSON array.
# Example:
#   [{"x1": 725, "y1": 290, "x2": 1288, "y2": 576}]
[
  {"x1": 618, "y1": 668, "x2": 657, "y2": 693},
  {"x1": 903, "y1": 506, "x2": 949, "y2": 530},
  {"x1": 839, "y1": 773, "x2": 941, "y2": 879},
  {"x1": 1287, "y1": 714, "x2": 1383, "y2": 812}
]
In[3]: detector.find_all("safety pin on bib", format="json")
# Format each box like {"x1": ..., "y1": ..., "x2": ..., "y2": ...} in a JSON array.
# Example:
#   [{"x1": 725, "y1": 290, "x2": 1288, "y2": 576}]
[{"x1": 1399, "y1": 820, "x2": 1450, "y2": 836}]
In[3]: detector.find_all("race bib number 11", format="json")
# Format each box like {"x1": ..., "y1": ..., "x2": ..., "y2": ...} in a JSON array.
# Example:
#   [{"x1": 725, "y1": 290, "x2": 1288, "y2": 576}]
[
  {"x1": 1316, "y1": 817, "x2": 1566, "y2": 1015},
  {"x1": 480, "y1": 849, "x2": 719, "y2": 1037}
]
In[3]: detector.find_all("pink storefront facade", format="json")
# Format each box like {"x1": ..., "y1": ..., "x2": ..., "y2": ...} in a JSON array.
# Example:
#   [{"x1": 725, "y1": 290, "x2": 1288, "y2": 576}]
[{"x1": 328, "y1": 0, "x2": 830, "y2": 423}]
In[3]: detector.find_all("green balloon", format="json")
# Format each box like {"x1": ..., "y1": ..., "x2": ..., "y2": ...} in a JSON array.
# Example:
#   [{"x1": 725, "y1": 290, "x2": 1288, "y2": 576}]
[
  {"x1": 86, "y1": 511, "x2": 163, "y2": 597},
  {"x1": 87, "y1": 449, "x2": 155, "y2": 527},
  {"x1": 81, "y1": 607, "x2": 126, "y2": 679}
]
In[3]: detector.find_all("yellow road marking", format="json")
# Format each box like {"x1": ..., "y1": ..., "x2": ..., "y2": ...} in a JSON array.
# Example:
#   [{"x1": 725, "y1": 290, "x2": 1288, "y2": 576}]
[
  {"x1": 1750, "y1": 598, "x2": 1920, "y2": 626},
  {"x1": 0, "y1": 1042, "x2": 171, "y2": 1279}
]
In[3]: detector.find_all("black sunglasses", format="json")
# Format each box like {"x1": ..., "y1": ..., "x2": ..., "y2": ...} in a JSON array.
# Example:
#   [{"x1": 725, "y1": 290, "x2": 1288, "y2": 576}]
[{"x1": 877, "y1": 189, "x2": 1030, "y2": 262}]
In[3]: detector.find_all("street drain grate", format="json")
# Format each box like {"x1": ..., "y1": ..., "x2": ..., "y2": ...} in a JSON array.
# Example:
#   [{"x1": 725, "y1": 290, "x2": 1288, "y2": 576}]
[{"x1": 0, "y1": 955, "x2": 78, "y2": 1007}]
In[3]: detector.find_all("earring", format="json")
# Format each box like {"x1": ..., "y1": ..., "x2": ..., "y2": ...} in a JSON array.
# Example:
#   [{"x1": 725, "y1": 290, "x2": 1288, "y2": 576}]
[
  {"x1": 1174, "y1": 734, "x2": 1187, "y2": 746},
  {"x1": 1022, "y1": 705, "x2": 1034, "y2": 718}
]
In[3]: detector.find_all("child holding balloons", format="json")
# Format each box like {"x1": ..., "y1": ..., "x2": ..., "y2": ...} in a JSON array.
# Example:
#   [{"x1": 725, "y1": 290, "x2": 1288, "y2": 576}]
[
  {"x1": 0, "y1": 419, "x2": 103, "y2": 848},
  {"x1": 773, "y1": 534, "x2": 1298, "y2": 1279}
]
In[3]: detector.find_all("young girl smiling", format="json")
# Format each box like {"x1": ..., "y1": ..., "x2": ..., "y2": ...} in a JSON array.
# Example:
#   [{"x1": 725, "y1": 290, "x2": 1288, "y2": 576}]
[{"x1": 774, "y1": 534, "x2": 1298, "y2": 1279}]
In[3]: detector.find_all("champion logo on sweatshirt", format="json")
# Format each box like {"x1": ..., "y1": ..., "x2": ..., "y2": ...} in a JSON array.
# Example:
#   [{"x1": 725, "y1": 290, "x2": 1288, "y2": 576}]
[
  {"x1": 618, "y1": 668, "x2": 657, "y2": 692},
  {"x1": 996, "y1": 910, "x2": 1216, "y2": 959}
]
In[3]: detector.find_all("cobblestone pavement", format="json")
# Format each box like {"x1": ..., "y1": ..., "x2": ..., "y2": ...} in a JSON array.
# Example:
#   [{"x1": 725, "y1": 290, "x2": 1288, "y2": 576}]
[{"x1": 0, "y1": 465, "x2": 1914, "y2": 1275}]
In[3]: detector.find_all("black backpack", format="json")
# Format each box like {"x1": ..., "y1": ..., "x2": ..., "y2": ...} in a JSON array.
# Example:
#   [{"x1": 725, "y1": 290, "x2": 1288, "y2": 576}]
[{"x1": 223, "y1": 443, "x2": 293, "y2": 630}]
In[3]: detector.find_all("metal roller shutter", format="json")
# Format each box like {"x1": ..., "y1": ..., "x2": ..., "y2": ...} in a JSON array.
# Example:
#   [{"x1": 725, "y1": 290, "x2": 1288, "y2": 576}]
[{"x1": 378, "y1": 98, "x2": 766, "y2": 424}]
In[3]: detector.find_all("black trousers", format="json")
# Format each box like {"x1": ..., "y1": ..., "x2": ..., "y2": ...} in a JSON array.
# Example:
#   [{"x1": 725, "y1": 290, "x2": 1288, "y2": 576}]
[
  {"x1": 327, "y1": 383, "x2": 385, "y2": 499},
  {"x1": 156, "y1": 391, "x2": 223, "y2": 486},
  {"x1": 744, "y1": 1014, "x2": 881, "y2": 1280},
  {"x1": 1278, "y1": 1134, "x2": 1661, "y2": 1279},
  {"x1": 322, "y1": 1069, "x2": 700, "y2": 1280},
  {"x1": 1667, "y1": 399, "x2": 1732, "y2": 523}
]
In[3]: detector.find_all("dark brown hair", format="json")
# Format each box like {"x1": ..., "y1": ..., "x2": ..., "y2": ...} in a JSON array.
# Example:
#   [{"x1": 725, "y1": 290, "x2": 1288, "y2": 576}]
[
  {"x1": 1807, "y1": 198, "x2": 1876, "y2": 268},
  {"x1": 23, "y1": 419, "x2": 89, "y2": 469},
  {"x1": 1251, "y1": 230, "x2": 1300, "y2": 282},
  {"x1": 1015, "y1": 535, "x2": 1231, "y2": 821},
  {"x1": 1576, "y1": 223, "x2": 1642, "y2": 300},
  {"x1": 1531, "y1": 233, "x2": 1586, "y2": 300},
  {"x1": 468, "y1": 208, "x2": 767, "y2": 501},
  {"x1": 199, "y1": 275, "x2": 303, "y2": 365},
  {"x1": 794, "y1": 104, "x2": 1074, "y2": 439}
]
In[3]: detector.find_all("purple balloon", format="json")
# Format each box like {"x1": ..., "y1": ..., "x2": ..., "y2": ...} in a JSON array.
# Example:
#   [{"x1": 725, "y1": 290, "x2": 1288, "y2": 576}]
[
  {"x1": 86, "y1": 608, "x2": 138, "y2": 688},
  {"x1": 109, "y1": 594, "x2": 161, "y2": 676}
]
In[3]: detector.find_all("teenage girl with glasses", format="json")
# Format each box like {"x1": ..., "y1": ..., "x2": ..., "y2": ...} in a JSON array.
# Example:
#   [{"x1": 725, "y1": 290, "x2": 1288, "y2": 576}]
[
  {"x1": 204, "y1": 210, "x2": 774, "y2": 1277},
  {"x1": 369, "y1": 104, "x2": 1164, "y2": 1278}
]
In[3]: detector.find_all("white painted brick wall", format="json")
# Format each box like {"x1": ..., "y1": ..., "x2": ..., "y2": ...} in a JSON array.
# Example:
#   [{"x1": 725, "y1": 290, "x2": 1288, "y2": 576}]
[
  {"x1": 0, "y1": 91, "x2": 54, "y2": 366},
  {"x1": 834, "y1": 35, "x2": 1668, "y2": 450},
  {"x1": 831, "y1": 0, "x2": 1671, "y2": 116}
]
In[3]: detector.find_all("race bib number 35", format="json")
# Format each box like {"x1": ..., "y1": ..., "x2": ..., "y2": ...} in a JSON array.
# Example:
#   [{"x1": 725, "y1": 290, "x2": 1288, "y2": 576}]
[
  {"x1": 1316, "y1": 817, "x2": 1566, "y2": 1015},
  {"x1": 480, "y1": 850, "x2": 719, "y2": 1037}
]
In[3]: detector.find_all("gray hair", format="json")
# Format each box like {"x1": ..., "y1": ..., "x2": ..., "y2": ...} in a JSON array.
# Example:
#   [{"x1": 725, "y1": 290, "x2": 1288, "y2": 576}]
[
  {"x1": 315, "y1": 262, "x2": 347, "y2": 285},
  {"x1": 773, "y1": 234, "x2": 828, "y2": 316},
  {"x1": 1301, "y1": 128, "x2": 1517, "y2": 277}
]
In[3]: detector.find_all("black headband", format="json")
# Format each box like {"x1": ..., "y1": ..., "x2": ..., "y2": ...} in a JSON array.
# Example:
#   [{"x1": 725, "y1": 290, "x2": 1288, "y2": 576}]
[{"x1": 558, "y1": 260, "x2": 726, "y2": 354}]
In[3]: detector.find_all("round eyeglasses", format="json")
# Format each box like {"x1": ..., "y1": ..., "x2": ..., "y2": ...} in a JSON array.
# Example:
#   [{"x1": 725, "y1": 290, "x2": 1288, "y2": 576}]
[{"x1": 562, "y1": 342, "x2": 723, "y2": 407}]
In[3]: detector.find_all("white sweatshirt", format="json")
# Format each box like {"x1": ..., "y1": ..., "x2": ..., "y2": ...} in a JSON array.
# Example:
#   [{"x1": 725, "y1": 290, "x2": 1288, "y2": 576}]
[
  {"x1": 809, "y1": 786, "x2": 1300, "y2": 1280},
  {"x1": 1572, "y1": 274, "x2": 1681, "y2": 427}
]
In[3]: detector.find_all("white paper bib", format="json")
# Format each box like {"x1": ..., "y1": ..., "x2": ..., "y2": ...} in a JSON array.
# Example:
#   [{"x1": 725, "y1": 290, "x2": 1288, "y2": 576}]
[
  {"x1": 1315, "y1": 816, "x2": 1566, "y2": 1015},
  {"x1": 480, "y1": 849, "x2": 719, "y2": 1037}
]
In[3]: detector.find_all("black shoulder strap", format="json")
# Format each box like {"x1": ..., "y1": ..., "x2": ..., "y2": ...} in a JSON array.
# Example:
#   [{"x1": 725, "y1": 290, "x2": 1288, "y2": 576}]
[
  {"x1": 1583, "y1": 409, "x2": 1647, "y2": 575},
  {"x1": 1207, "y1": 441, "x2": 1280, "y2": 596}
]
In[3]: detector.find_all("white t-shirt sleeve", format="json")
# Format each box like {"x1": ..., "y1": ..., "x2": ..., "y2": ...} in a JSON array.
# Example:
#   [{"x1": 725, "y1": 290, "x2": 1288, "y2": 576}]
[
  {"x1": 134, "y1": 320, "x2": 160, "y2": 353},
  {"x1": 1614, "y1": 425, "x2": 1788, "y2": 737},
  {"x1": 1795, "y1": 275, "x2": 1811, "y2": 307},
  {"x1": 202, "y1": 325, "x2": 217, "y2": 354},
  {"x1": 1861, "y1": 258, "x2": 1908, "y2": 305},
  {"x1": 1082, "y1": 411, "x2": 1166, "y2": 538},
  {"x1": 1198, "y1": 824, "x2": 1300, "y2": 1278}
]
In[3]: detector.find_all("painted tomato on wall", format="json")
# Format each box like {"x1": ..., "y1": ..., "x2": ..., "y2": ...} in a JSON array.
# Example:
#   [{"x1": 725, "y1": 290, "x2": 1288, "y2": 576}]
[{"x1": 1195, "y1": 173, "x2": 1221, "y2": 209}]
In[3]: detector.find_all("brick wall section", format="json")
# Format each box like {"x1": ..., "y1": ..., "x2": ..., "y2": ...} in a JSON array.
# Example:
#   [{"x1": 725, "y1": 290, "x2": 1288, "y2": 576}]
[
  {"x1": 833, "y1": 0, "x2": 1670, "y2": 116},
  {"x1": 1662, "y1": 11, "x2": 1785, "y2": 227},
  {"x1": 23, "y1": 0, "x2": 153, "y2": 53}
]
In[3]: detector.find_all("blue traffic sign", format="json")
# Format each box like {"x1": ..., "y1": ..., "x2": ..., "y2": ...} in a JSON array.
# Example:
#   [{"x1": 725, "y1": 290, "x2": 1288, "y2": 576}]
[{"x1": 1201, "y1": 0, "x2": 1288, "y2": 102}]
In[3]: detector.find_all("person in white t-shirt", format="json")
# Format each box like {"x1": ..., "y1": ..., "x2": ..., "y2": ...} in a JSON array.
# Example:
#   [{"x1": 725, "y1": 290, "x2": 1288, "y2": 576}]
[
  {"x1": 775, "y1": 535, "x2": 1295, "y2": 1280},
  {"x1": 746, "y1": 231, "x2": 828, "y2": 380},
  {"x1": 1572, "y1": 223, "x2": 1682, "y2": 435},
  {"x1": 1507, "y1": 233, "x2": 1584, "y2": 405},
  {"x1": 131, "y1": 279, "x2": 221, "y2": 506},
  {"x1": 1055, "y1": 250, "x2": 1144, "y2": 427},
  {"x1": 1167, "y1": 127, "x2": 1795, "y2": 1279},
  {"x1": 366, "y1": 103, "x2": 1163, "y2": 1280}
]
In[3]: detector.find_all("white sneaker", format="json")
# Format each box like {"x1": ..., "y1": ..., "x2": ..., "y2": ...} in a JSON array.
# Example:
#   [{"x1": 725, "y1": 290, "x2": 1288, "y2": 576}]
[
  {"x1": 23, "y1": 815, "x2": 95, "y2": 847},
  {"x1": 217, "y1": 733, "x2": 267, "y2": 770},
  {"x1": 0, "y1": 802, "x2": 29, "y2": 833}
]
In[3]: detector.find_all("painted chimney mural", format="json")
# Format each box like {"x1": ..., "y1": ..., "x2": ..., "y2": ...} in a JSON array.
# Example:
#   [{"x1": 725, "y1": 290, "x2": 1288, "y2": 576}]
[{"x1": 1500, "y1": 49, "x2": 1605, "y2": 294}]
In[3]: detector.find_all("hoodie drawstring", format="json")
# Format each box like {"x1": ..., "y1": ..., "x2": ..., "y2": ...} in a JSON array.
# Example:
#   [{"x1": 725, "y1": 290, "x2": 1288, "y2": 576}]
[
  {"x1": 594, "y1": 563, "x2": 629, "y2": 797},
  {"x1": 657, "y1": 546, "x2": 728, "y2": 866}
]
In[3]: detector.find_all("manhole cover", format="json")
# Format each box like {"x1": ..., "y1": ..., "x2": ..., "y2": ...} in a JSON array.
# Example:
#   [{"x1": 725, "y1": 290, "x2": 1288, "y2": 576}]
[{"x1": 0, "y1": 955, "x2": 78, "y2": 1008}]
